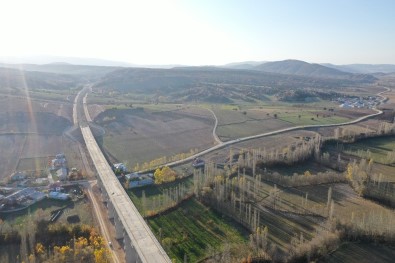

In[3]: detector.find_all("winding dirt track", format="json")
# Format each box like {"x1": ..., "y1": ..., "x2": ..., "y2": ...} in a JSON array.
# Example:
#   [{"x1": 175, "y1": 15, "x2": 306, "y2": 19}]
[
  {"x1": 205, "y1": 107, "x2": 222, "y2": 144},
  {"x1": 86, "y1": 181, "x2": 121, "y2": 263}
]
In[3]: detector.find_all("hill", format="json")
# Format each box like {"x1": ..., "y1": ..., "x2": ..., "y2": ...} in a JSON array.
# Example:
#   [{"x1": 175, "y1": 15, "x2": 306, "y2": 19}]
[
  {"x1": 322, "y1": 63, "x2": 395, "y2": 74},
  {"x1": 0, "y1": 55, "x2": 132, "y2": 67},
  {"x1": 0, "y1": 63, "x2": 120, "y2": 80},
  {"x1": 221, "y1": 61, "x2": 266, "y2": 70},
  {"x1": 254, "y1": 60, "x2": 376, "y2": 82},
  {"x1": 0, "y1": 67, "x2": 79, "y2": 91},
  {"x1": 93, "y1": 66, "x2": 376, "y2": 103}
]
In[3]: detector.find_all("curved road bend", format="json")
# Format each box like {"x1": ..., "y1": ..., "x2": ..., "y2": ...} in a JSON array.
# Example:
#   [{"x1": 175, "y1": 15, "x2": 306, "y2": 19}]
[
  {"x1": 83, "y1": 93, "x2": 92, "y2": 122},
  {"x1": 73, "y1": 88, "x2": 85, "y2": 125},
  {"x1": 162, "y1": 87, "x2": 390, "y2": 168},
  {"x1": 205, "y1": 107, "x2": 222, "y2": 144}
]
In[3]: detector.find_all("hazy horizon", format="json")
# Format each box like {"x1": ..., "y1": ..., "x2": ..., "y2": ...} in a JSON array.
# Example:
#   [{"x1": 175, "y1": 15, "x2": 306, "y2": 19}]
[
  {"x1": 1, "y1": 0, "x2": 394, "y2": 66},
  {"x1": 2, "y1": 55, "x2": 395, "y2": 68}
]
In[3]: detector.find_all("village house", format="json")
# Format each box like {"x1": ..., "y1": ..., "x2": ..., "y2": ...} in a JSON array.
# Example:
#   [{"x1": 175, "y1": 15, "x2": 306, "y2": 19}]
[
  {"x1": 10, "y1": 172, "x2": 27, "y2": 182},
  {"x1": 125, "y1": 172, "x2": 154, "y2": 188},
  {"x1": 114, "y1": 163, "x2": 128, "y2": 173}
]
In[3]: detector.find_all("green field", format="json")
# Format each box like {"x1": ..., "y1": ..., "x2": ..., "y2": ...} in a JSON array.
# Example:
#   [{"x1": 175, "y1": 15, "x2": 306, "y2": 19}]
[
  {"x1": 216, "y1": 120, "x2": 289, "y2": 140},
  {"x1": 322, "y1": 136, "x2": 395, "y2": 182},
  {"x1": 213, "y1": 105, "x2": 351, "y2": 140},
  {"x1": 340, "y1": 136, "x2": 395, "y2": 164},
  {"x1": 147, "y1": 198, "x2": 249, "y2": 263},
  {"x1": 133, "y1": 174, "x2": 322, "y2": 257},
  {"x1": 127, "y1": 176, "x2": 194, "y2": 212},
  {"x1": 88, "y1": 93, "x2": 155, "y2": 105},
  {"x1": 266, "y1": 161, "x2": 336, "y2": 176},
  {"x1": 278, "y1": 112, "x2": 349, "y2": 125},
  {"x1": 28, "y1": 89, "x2": 75, "y2": 102}
]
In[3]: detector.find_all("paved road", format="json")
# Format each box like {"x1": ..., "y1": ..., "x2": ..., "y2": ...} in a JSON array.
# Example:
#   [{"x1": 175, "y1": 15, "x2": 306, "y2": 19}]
[
  {"x1": 72, "y1": 88, "x2": 83, "y2": 125},
  {"x1": 83, "y1": 93, "x2": 92, "y2": 122},
  {"x1": 161, "y1": 87, "x2": 390, "y2": 168}
]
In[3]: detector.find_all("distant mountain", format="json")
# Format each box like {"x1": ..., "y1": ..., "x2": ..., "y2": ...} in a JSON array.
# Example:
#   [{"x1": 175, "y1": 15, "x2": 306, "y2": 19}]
[
  {"x1": 253, "y1": 59, "x2": 376, "y2": 82},
  {"x1": 221, "y1": 61, "x2": 266, "y2": 70},
  {"x1": 0, "y1": 55, "x2": 133, "y2": 67},
  {"x1": 0, "y1": 63, "x2": 121, "y2": 80},
  {"x1": 0, "y1": 67, "x2": 79, "y2": 90},
  {"x1": 0, "y1": 55, "x2": 195, "y2": 69},
  {"x1": 322, "y1": 63, "x2": 395, "y2": 74},
  {"x1": 93, "y1": 66, "x2": 377, "y2": 104},
  {"x1": 255, "y1": 60, "x2": 346, "y2": 77}
]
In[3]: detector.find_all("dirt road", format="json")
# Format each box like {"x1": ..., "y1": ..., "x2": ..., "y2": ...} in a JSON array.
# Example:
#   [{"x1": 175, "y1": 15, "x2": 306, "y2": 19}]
[{"x1": 85, "y1": 181, "x2": 122, "y2": 263}]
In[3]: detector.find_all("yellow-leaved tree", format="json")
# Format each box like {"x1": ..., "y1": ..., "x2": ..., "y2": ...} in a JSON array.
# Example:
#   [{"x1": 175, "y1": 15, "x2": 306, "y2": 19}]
[
  {"x1": 154, "y1": 168, "x2": 164, "y2": 184},
  {"x1": 154, "y1": 166, "x2": 176, "y2": 184}
]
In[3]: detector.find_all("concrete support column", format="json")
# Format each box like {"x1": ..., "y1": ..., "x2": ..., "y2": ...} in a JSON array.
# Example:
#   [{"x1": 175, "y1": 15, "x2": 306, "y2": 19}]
[
  {"x1": 107, "y1": 201, "x2": 114, "y2": 219},
  {"x1": 98, "y1": 179, "x2": 104, "y2": 191},
  {"x1": 114, "y1": 214, "x2": 124, "y2": 239},
  {"x1": 102, "y1": 189, "x2": 109, "y2": 203},
  {"x1": 124, "y1": 234, "x2": 139, "y2": 263}
]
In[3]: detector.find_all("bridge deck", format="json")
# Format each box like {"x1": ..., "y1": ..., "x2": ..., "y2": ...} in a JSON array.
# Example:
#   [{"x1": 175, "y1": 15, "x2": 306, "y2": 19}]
[{"x1": 81, "y1": 125, "x2": 171, "y2": 263}]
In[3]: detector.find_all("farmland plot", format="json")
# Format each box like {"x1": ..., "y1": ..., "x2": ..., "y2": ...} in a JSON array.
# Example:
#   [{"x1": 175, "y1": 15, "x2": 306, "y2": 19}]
[
  {"x1": 0, "y1": 135, "x2": 26, "y2": 179},
  {"x1": 95, "y1": 107, "x2": 215, "y2": 168},
  {"x1": 148, "y1": 198, "x2": 248, "y2": 263}
]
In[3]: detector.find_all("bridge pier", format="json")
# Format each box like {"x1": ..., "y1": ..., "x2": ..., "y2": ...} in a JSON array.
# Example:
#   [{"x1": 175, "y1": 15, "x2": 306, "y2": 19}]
[
  {"x1": 98, "y1": 179, "x2": 104, "y2": 191},
  {"x1": 107, "y1": 201, "x2": 115, "y2": 219},
  {"x1": 114, "y1": 213, "x2": 124, "y2": 239},
  {"x1": 102, "y1": 189, "x2": 109, "y2": 203},
  {"x1": 124, "y1": 233, "x2": 139, "y2": 263}
]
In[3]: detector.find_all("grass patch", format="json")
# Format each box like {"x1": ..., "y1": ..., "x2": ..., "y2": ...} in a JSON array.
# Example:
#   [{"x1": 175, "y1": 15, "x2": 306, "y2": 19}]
[
  {"x1": 127, "y1": 176, "x2": 194, "y2": 211},
  {"x1": 340, "y1": 136, "x2": 395, "y2": 164},
  {"x1": 279, "y1": 112, "x2": 349, "y2": 125},
  {"x1": 147, "y1": 198, "x2": 248, "y2": 263},
  {"x1": 28, "y1": 90, "x2": 73, "y2": 102},
  {"x1": 266, "y1": 161, "x2": 336, "y2": 176}
]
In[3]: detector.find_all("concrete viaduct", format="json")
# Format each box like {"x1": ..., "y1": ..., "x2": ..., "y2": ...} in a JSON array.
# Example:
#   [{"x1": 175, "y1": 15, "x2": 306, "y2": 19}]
[
  {"x1": 81, "y1": 126, "x2": 171, "y2": 263},
  {"x1": 78, "y1": 86, "x2": 170, "y2": 262}
]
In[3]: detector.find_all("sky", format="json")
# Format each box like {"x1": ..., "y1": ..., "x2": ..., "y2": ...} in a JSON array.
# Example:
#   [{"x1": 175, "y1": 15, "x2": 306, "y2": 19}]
[{"x1": 0, "y1": 0, "x2": 394, "y2": 65}]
